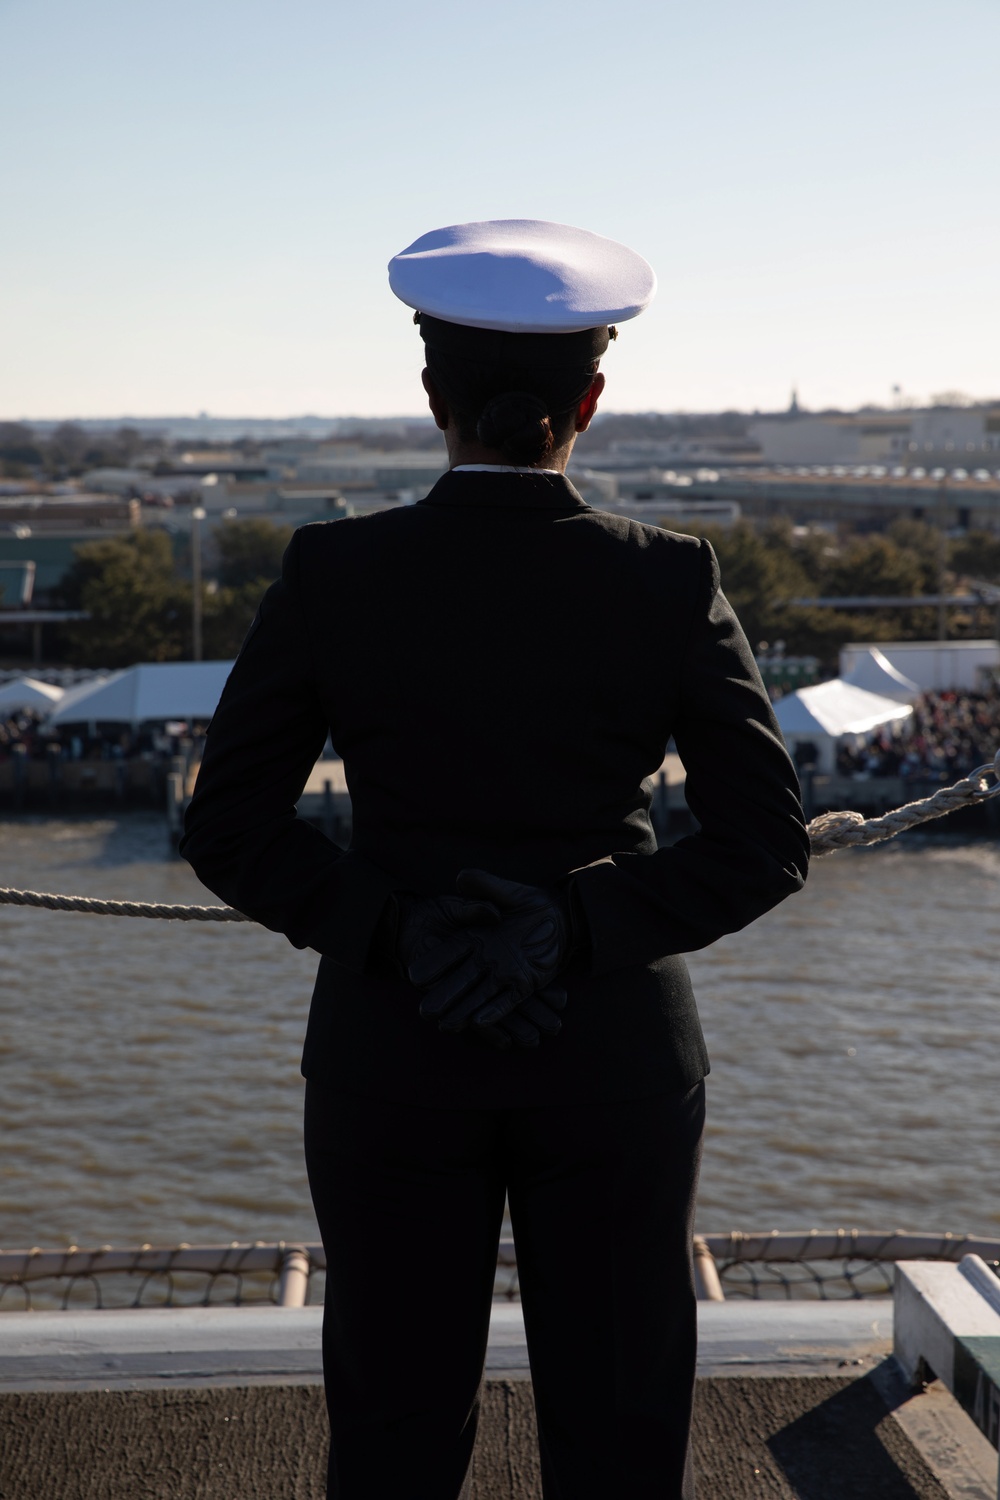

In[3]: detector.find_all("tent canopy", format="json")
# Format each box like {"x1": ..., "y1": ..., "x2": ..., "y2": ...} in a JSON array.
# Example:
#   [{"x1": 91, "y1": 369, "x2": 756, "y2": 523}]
[
  {"x1": 773, "y1": 679, "x2": 914, "y2": 772},
  {"x1": 841, "y1": 647, "x2": 921, "y2": 704},
  {"x1": 0, "y1": 677, "x2": 65, "y2": 713},
  {"x1": 774, "y1": 680, "x2": 914, "y2": 739},
  {"x1": 48, "y1": 661, "x2": 234, "y2": 727}
]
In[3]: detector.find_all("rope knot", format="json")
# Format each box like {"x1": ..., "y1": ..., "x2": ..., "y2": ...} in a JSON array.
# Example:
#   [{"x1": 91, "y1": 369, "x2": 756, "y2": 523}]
[{"x1": 808, "y1": 810, "x2": 866, "y2": 854}]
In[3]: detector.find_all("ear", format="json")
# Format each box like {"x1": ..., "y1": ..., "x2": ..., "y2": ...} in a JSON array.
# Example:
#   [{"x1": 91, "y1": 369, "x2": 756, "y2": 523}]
[
  {"x1": 421, "y1": 368, "x2": 450, "y2": 431},
  {"x1": 575, "y1": 372, "x2": 605, "y2": 432}
]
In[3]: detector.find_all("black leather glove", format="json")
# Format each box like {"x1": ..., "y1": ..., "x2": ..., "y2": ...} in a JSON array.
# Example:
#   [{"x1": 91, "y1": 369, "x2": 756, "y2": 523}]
[
  {"x1": 373, "y1": 887, "x2": 570, "y2": 1050},
  {"x1": 409, "y1": 869, "x2": 582, "y2": 1035},
  {"x1": 374, "y1": 890, "x2": 499, "y2": 980},
  {"x1": 473, "y1": 982, "x2": 568, "y2": 1051}
]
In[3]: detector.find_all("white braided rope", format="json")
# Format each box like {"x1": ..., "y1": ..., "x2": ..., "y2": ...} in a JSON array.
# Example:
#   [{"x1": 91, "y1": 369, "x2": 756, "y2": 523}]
[
  {"x1": 808, "y1": 748, "x2": 1000, "y2": 856},
  {"x1": 0, "y1": 749, "x2": 997, "y2": 919},
  {"x1": 0, "y1": 888, "x2": 252, "y2": 921}
]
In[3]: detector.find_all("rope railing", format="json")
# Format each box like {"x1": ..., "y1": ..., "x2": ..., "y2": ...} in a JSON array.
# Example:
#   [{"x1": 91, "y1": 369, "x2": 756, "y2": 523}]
[
  {"x1": 0, "y1": 889, "x2": 253, "y2": 921},
  {"x1": 700, "y1": 1228, "x2": 1000, "y2": 1262},
  {"x1": 806, "y1": 749, "x2": 1000, "y2": 856},
  {"x1": 700, "y1": 1229, "x2": 1000, "y2": 1303},
  {"x1": 0, "y1": 1242, "x2": 320, "y2": 1312},
  {"x1": 3, "y1": 1232, "x2": 998, "y2": 1311},
  {"x1": 1, "y1": 751, "x2": 998, "y2": 923}
]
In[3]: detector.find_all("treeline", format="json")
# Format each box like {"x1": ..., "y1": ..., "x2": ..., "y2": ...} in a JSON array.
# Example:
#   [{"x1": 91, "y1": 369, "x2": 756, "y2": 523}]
[
  {"x1": 31, "y1": 514, "x2": 1000, "y2": 671},
  {"x1": 0, "y1": 420, "x2": 446, "y2": 475},
  {"x1": 700, "y1": 519, "x2": 1000, "y2": 664},
  {"x1": 0, "y1": 422, "x2": 168, "y2": 479},
  {"x1": 53, "y1": 519, "x2": 293, "y2": 667}
]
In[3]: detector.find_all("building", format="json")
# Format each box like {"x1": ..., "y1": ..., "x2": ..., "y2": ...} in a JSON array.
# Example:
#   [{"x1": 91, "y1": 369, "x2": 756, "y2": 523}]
[
  {"x1": 839, "y1": 640, "x2": 1000, "y2": 693},
  {"x1": 0, "y1": 496, "x2": 142, "y2": 596},
  {"x1": 748, "y1": 404, "x2": 1000, "y2": 472},
  {"x1": 291, "y1": 449, "x2": 448, "y2": 494},
  {"x1": 747, "y1": 412, "x2": 913, "y2": 467},
  {"x1": 587, "y1": 437, "x2": 760, "y2": 468},
  {"x1": 904, "y1": 406, "x2": 1000, "y2": 466}
]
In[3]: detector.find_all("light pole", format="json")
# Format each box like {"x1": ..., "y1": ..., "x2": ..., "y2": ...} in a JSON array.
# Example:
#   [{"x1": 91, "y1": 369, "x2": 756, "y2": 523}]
[
  {"x1": 936, "y1": 478, "x2": 948, "y2": 642},
  {"x1": 191, "y1": 506, "x2": 206, "y2": 661}
]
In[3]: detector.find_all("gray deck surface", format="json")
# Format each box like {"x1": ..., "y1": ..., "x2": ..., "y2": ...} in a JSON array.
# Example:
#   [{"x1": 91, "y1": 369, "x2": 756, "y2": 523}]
[
  {"x1": 2, "y1": 1300, "x2": 998, "y2": 1498},
  {"x1": 697, "y1": 1298, "x2": 892, "y2": 1377},
  {"x1": 0, "y1": 1298, "x2": 892, "y2": 1391}
]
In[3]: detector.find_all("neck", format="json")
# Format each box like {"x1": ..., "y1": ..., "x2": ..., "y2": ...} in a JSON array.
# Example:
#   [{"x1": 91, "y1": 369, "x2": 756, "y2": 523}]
[{"x1": 443, "y1": 432, "x2": 576, "y2": 473}]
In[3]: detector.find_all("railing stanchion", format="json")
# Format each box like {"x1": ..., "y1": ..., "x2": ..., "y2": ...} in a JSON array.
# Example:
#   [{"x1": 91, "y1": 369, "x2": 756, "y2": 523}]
[
  {"x1": 278, "y1": 1245, "x2": 311, "y2": 1308},
  {"x1": 693, "y1": 1236, "x2": 724, "y2": 1301}
]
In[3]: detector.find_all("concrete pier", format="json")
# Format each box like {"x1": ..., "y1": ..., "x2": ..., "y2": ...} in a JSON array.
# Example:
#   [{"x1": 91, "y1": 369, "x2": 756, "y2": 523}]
[{"x1": 2, "y1": 1298, "x2": 997, "y2": 1497}]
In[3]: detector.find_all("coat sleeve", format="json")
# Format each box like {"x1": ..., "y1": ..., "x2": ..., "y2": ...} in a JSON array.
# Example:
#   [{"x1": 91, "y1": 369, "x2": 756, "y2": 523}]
[
  {"x1": 572, "y1": 539, "x2": 810, "y2": 973},
  {"x1": 179, "y1": 530, "x2": 396, "y2": 972}
]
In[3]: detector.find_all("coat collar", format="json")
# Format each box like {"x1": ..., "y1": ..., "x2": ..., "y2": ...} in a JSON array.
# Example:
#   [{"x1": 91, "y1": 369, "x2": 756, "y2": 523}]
[{"x1": 418, "y1": 467, "x2": 590, "y2": 511}]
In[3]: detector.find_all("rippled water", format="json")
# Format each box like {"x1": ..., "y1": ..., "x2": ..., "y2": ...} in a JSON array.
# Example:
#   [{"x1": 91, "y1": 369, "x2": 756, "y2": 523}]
[{"x1": 1, "y1": 814, "x2": 999, "y2": 1250}]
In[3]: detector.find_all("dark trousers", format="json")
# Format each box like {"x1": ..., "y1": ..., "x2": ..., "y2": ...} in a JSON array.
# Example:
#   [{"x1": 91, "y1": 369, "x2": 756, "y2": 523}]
[{"x1": 304, "y1": 1079, "x2": 705, "y2": 1500}]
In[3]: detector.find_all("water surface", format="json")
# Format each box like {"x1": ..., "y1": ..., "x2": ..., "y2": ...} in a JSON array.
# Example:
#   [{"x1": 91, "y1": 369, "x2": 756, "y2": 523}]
[{"x1": 1, "y1": 815, "x2": 998, "y2": 1248}]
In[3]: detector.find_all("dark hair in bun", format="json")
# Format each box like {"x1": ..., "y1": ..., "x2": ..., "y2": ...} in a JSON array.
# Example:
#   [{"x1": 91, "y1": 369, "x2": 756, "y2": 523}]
[
  {"x1": 417, "y1": 314, "x2": 605, "y2": 467},
  {"x1": 476, "y1": 391, "x2": 553, "y2": 465}
]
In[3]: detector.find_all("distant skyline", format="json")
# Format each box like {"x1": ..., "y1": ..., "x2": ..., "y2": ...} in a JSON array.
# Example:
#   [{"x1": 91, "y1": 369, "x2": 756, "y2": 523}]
[
  {"x1": 3, "y1": 0, "x2": 999, "y2": 419},
  {"x1": 11, "y1": 393, "x2": 1000, "y2": 435}
]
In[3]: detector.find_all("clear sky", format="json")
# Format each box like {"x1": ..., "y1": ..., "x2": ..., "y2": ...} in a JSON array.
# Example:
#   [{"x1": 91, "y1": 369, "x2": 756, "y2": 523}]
[{"x1": 2, "y1": 0, "x2": 998, "y2": 419}]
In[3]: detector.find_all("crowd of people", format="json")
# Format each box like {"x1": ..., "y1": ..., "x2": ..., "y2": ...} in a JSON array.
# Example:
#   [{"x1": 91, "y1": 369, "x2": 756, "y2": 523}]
[
  {"x1": 5, "y1": 688, "x2": 999, "y2": 788},
  {"x1": 0, "y1": 708, "x2": 193, "y2": 763},
  {"x1": 835, "y1": 688, "x2": 1000, "y2": 781}
]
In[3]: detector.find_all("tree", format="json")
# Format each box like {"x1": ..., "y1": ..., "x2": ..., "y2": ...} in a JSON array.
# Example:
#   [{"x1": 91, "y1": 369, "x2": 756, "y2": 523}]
[
  {"x1": 929, "y1": 391, "x2": 977, "y2": 408},
  {"x1": 47, "y1": 422, "x2": 90, "y2": 473},
  {"x1": 824, "y1": 533, "x2": 927, "y2": 600},
  {"x1": 0, "y1": 422, "x2": 44, "y2": 471},
  {"x1": 951, "y1": 531, "x2": 1000, "y2": 584},
  {"x1": 885, "y1": 519, "x2": 944, "y2": 594},
  {"x1": 185, "y1": 519, "x2": 296, "y2": 659},
  {"x1": 57, "y1": 531, "x2": 189, "y2": 667},
  {"x1": 697, "y1": 520, "x2": 812, "y2": 651},
  {"x1": 113, "y1": 426, "x2": 144, "y2": 464},
  {"x1": 73, "y1": 425, "x2": 148, "y2": 472},
  {"x1": 214, "y1": 517, "x2": 294, "y2": 589},
  {"x1": 200, "y1": 581, "x2": 270, "y2": 659},
  {"x1": 693, "y1": 520, "x2": 958, "y2": 669}
]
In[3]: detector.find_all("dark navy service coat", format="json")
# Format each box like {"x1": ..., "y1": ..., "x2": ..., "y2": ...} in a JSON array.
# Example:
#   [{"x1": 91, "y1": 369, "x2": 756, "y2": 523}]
[{"x1": 181, "y1": 469, "x2": 809, "y2": 1109}]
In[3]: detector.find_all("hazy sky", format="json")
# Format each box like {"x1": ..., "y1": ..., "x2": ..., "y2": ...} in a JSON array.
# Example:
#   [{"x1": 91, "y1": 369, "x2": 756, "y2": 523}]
[{"x1": 2, "y1": 0, "x2": 998, "y2": 418}]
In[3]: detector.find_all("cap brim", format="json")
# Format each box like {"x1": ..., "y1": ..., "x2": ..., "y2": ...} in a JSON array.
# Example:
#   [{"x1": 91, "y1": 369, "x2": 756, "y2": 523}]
[{"x1": 388, "y1": 218, "x2": 656, "y2": 334}]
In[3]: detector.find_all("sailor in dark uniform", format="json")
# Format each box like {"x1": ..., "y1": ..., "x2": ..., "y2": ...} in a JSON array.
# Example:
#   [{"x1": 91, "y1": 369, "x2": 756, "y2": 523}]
[{"x1": 181, "y1": 218, "x2": 809, "y2": 1500}]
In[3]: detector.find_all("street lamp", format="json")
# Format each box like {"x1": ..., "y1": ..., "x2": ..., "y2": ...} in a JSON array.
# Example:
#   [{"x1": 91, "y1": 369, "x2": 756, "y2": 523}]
[{"x1": 191, "y1": 506, "x2": 206, "y2": 661}]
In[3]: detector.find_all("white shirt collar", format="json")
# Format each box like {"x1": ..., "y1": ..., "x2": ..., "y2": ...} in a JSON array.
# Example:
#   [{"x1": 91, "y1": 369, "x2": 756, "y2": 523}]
[{"x1": 451, "y1": 464, "x2": 563, "y2": 476}]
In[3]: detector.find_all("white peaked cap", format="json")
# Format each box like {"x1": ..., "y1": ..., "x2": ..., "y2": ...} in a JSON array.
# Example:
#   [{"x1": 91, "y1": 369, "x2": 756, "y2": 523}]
[{"x1": 388, "y1": 219, "x2": 656, "y2": 334}]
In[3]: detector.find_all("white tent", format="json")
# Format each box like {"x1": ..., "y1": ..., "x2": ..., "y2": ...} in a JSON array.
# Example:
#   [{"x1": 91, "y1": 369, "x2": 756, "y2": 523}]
[
  {"x1": 0, "y1": 677, "x2": 64, "y2": 713},
  {"x1": 773, "y1": 679, "x2": 914, "y2": 773},
  {"x1": 48, "y1": 661, "x2": 234, "y2": 727},
  {"x1": 46, "y1": 674, "x2": 112, "y2": 721},
  {"x1": 841, "y1": 647, "x2": 921, "y2": 704}
]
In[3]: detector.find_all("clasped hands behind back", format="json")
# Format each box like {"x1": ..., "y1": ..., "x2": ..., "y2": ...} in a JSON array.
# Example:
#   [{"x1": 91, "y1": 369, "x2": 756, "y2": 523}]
[{"x1": 385, "y1": 870, "x2": 581, "y2": 1050}]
